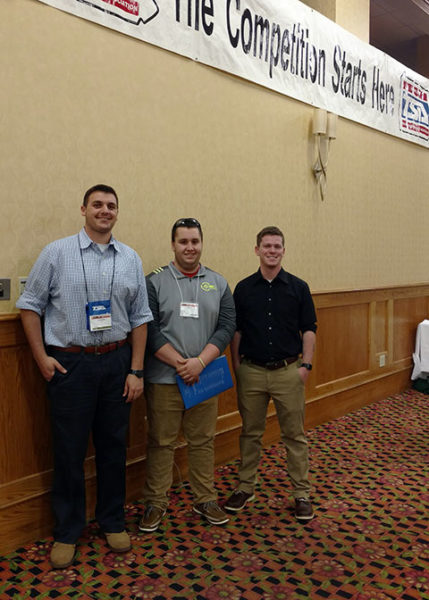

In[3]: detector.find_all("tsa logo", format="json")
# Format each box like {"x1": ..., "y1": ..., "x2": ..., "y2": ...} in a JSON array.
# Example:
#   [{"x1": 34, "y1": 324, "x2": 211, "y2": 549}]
[
  {"x1": 76, "y1": 0, "x2": 159, "y2": 25},
  {"x1": 400, "y1": 75, "x2": 429, "y2": 142}
]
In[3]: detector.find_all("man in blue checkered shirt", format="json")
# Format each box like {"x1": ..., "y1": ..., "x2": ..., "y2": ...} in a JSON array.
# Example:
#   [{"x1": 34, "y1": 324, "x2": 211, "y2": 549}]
[{"x1": 17, "y1": 184, "x2": 152, "y2": 569}]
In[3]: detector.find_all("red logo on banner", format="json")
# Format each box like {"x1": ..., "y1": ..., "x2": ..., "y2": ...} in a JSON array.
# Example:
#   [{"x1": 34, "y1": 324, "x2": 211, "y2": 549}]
[
  {"x1": 74, "y1": 0, "x2": 159, "y2": 25},
  {"x1": 400, "y1": 75, "x2": 429, "y2": 141},
  {"x1": 102, "y1": 0, "x2": 139, "y2": 16}
]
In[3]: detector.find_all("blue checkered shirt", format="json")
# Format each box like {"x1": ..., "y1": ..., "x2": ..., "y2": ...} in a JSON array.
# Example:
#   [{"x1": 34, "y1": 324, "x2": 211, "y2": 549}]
[{"x1": 17, "y1": 228, "x2": 153, "y2": 347}]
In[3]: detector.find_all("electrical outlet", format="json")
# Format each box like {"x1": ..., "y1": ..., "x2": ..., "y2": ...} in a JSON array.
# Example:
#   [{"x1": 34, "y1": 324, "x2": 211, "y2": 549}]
[
  {"x1": 0, "y1": 278, "x2": 11, "y2": 300},
  {"x1": 379, "y1": 354, "x2": 386, "y2": 367},
  {"x1": 19, "y1": 277, "x2": 28, "y2": 296}
]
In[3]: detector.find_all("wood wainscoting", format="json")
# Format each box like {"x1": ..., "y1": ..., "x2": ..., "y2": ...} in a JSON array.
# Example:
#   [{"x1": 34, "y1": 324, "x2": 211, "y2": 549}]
[{"x1": 1, "y1": 283, "x2": 428, "y2": 553}]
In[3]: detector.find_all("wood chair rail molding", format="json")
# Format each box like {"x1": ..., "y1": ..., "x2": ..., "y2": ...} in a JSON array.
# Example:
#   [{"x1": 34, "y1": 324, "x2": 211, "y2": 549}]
[{"x1": 1, "y1": 283, "x2": 428, "y2": 553}]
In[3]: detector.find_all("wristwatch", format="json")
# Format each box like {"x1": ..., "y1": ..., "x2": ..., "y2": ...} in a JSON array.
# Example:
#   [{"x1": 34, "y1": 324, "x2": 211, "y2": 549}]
[
  {"x1": 129, "y1": 369, "x2": 144, "y2": 378},
  {"x1": 300, "y1": 363, "x2": 312, "y2": 371}
]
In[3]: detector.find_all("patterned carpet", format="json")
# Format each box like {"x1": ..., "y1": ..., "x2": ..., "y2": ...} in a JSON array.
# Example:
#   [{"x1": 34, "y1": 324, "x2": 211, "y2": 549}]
[{"x1": 0, "y1": 389, "x2": 428, "y2": 599}]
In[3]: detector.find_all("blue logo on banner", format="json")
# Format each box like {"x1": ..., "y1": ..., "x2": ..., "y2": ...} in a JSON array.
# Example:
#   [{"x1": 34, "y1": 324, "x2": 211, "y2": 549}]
[{"x1": 400, "y1": 75, "x2": 429, "y2": 142}]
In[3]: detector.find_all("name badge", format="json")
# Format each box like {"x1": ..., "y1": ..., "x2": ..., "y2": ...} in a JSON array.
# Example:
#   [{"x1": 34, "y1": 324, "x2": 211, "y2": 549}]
[
  {"x1": 86, "y1": 300, "x2": 112, "y2": 331},
  {"x1": 180, "y1": 302, "x2": 199, "y2": 318}
]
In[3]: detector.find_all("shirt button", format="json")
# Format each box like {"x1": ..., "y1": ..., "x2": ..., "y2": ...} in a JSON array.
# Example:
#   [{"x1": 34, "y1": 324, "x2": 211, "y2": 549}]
[
  {"x1": 268, "y1": 298, "x2": 272, "y2": 302},
  {"x1": 268, "y1": 312, "x2": 271, "y2": 316},
  {"x1": 268, "y1": 327, "x2": 272, "y2": 330},
  {"x1": 269, "y1": 342, "x2": 272, "y2": 345}
]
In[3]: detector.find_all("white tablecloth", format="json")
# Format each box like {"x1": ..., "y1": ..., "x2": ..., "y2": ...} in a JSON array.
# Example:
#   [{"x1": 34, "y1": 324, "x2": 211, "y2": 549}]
[{"x1": 411, "y1": 319, "x2": 429, "y2": 380}]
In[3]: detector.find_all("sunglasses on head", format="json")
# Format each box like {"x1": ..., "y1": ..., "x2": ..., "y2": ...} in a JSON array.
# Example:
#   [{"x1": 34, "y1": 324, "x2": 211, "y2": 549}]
[
  {"x1": 173, "y1": 218, "x2": 201, "y2": 229},
  {"x1": 171, "y1": 218, "x2": 203, "y2": 241}
]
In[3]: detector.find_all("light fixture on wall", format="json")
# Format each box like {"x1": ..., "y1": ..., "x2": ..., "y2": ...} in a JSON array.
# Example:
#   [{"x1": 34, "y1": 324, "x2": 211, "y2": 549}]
[{"x1": 312, "y1": 108, "x2": 337, "y2": 201}]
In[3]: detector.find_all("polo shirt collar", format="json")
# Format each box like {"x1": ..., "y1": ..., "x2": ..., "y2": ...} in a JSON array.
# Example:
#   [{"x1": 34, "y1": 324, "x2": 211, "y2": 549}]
[{"x1": 169, "y1": 261, "x2": 206, "y2": 279}]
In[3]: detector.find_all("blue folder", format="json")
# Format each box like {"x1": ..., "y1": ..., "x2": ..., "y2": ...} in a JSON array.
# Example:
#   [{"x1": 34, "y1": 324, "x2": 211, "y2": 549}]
[{"x1": 176, "y1": 355, "x2": 234, "y2": 409}]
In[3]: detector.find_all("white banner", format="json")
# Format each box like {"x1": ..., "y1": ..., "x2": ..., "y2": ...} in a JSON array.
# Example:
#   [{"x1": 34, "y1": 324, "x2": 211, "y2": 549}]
[{"x1": 36, "y1": 0, "x2": 429, "y2": 148}]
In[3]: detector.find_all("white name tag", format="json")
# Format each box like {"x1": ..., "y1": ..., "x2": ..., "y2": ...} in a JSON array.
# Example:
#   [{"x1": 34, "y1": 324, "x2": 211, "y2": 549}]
[
  {"x1": 86, "y1": 300, "x2": 112, "y2": 331},
  {"x1": 180, "y1": 302, "x2": 199, "y2": 318}
]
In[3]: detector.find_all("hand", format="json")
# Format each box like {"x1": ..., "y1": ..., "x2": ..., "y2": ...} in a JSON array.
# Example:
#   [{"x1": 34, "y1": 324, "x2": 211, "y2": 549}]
[
  {"x1": 232, "y1": 357, "x2": 242, "y2": 373},
  {"x1": 38, "y1": 355, "x2": 67, "y2": 382},
  {"x1": 298, "y1": 366, "x2": 310, "y2": 384},
  {"x1": 176, "y1": 357, "x2": 203, "y2": 385},
  {"x1": 123, "y1": 374, "x2": 144, "y2": 403}
]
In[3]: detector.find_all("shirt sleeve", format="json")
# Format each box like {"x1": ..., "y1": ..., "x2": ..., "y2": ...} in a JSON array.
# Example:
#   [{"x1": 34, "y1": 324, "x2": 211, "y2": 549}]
[
  {"x1": 15, "y1": 245, "x2": 54, "y2": 315},
  {"x1": 126, "y1": 253, "x2": 153, "y2": 329},
  {"x1": 207, "y1": 283, "x2": 236, "y2": 352},
  {"x1": 233, "y1": 282, "x2": 244, "y2": 333},
  {"x1": 299, "y1": 282, "x2": 317, "y2": 334},
  {"x1": 145, "y1": 276, "x2": 170, "y2": 354}
]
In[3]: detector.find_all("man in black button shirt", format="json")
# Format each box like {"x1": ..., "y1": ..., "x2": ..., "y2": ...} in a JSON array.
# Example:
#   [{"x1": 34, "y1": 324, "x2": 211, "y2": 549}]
[{"x1": 224, "y1": 226, "x2": 317, "y2": 521}]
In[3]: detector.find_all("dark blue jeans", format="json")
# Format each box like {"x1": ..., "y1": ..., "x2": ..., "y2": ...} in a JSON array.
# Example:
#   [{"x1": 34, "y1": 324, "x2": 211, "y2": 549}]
[{"x1": 47, "y1": 343, "x2": 131, "y2": 543}]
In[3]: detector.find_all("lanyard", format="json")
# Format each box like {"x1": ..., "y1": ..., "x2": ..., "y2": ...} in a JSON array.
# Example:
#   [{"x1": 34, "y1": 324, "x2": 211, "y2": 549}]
[
  {"x1": 168, "y1": 263, "x2": 200, "y2": 305},
  {"x1": 78, "y1": 236, "x2": 116, "y2": 304},
  {"x1": 168, "y1": 263, "x2": 201, "y2": 358}
]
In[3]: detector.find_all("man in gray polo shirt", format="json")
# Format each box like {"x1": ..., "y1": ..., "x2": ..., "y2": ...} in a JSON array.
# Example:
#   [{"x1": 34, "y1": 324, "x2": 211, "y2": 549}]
[{"x1": 141, "y1": 218, "x2": 235, "y2": 531}]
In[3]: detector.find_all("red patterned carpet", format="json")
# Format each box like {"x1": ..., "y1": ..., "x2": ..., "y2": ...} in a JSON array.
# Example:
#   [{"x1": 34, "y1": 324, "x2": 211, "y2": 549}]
[{"x1": 0, "y1": 389, "x2": 428, "y2": 599}]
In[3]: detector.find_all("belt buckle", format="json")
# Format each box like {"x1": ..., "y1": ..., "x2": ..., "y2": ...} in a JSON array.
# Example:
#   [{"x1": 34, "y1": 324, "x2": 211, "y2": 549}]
[
  {"x1": 94, "y1": 345, "x2": 102, "y2": 356},
  {"x1": 269, "y1": 360, "x2": 286, "y2": 370}
]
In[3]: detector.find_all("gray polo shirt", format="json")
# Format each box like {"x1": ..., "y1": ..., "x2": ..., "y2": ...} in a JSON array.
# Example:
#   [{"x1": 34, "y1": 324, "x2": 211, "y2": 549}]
[{"x1": 144, "y1": 262, "x2": 236, "y2": 384}]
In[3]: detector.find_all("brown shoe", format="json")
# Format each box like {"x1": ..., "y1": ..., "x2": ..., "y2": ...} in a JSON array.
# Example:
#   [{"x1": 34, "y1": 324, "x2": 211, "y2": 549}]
[
  {"x1": 193, "y1": 501, "x2": 229, "y2": 525},
  {"x1": 295, "y1": 498, "x2": 314, "y2": 521},
  {"x1": 139, "y1": 505, "x2": 166, "y2": 532},
  {"x1": 49, "y1": 542, "x2": 76, "y2": 569},
  {"x1": 224, "y1": 490, "x2": 255, "y2": 512},
  {"x1": 105, "y1": 530, "x2": 131, "y2": 553}
]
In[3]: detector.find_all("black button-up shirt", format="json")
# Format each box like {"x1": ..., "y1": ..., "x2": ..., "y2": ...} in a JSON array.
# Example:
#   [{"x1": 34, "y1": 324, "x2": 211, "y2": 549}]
[{"x1": 234, "y1": 268, "x2": 317, "y2": 362}]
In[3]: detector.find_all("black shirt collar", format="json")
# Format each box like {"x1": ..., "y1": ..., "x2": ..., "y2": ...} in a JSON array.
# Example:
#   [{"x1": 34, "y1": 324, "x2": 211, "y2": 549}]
[{"x1": 256, "y1": 267, "x2": 289, "y2": 285}]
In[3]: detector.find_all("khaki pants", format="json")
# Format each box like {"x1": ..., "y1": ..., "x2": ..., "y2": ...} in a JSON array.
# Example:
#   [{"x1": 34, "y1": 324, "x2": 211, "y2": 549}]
[
  {"x1": 236, "y1": 360, "x2": 310, "y2": 499},
  {"x1": 143, "y1": 383, "x2": 218, "y2": 508}
]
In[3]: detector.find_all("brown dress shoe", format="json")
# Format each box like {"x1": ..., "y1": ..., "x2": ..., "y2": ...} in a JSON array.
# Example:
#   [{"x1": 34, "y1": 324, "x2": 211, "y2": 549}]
[
  {"x1": 105, "y1": 530, "x2": 131, "y2": 552},
  {"x1": 193, "y1": 501, "x2": 229, "y2": 525},
  {"x1": 295, "y1": 498, "x2": 314, "y2": 521},
  {"x1": 49, "y1": 542, "x2": 76, "y2": 569},
  {"x1": 224, "y1": 490, "x2": 255, "y2": 512},
  {"x1": 139, "y1": 505, "x2": 166, "y2": 532}
]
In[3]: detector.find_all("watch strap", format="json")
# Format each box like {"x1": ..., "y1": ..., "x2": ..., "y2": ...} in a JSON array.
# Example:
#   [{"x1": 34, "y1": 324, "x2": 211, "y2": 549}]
[{"x1": 129, "y1": 369, "x2": 144, "y2": 378}]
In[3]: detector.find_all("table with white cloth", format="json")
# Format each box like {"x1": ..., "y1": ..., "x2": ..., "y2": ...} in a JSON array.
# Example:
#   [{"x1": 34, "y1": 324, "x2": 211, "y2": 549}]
[{"x1": 411, "y1": 319, "x2": 429, "y2": 380}]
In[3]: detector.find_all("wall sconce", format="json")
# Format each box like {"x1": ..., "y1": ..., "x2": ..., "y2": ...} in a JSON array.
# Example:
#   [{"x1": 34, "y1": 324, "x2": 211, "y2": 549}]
[{"x1": 312, "y1": 108, "x2": 337, "y2": 201}]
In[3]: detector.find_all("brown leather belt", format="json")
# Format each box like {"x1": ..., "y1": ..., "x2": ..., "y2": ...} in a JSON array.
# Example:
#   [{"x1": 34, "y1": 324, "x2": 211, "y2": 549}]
[
  {"x1": 245, "y1": 357, "x2": 298, "y2": 370},
  {"x1": 48, "y1": 339, "x2": 127, "y2": 355}
]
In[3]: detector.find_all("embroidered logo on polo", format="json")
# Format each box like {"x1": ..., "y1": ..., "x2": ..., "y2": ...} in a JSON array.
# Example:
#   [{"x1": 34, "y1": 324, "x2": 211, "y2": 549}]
[
  {"x1": 75, "y1": 0, "x2": 159, "y2": 26},
  {"x1": 201, "y1": 282, "x2": 217, "y2": 292}
]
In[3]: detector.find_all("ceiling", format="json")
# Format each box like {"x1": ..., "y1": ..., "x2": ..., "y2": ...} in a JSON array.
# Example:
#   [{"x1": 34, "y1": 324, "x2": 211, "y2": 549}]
[{"x1": 370, "y1": 0, "x2": 429, "y2": 74}]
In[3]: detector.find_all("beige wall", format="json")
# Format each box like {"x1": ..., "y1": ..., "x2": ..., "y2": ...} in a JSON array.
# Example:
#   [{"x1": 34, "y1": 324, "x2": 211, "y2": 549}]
[
  {"x1": 303, "y1": 0, "x2": 370, "y2": 42},
  {"x1": 1, "y1": 0, "x2": 429, "y2": 314},
  {"x1": 336, "y1": 0, "x2": 370, "y2": 42}
]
